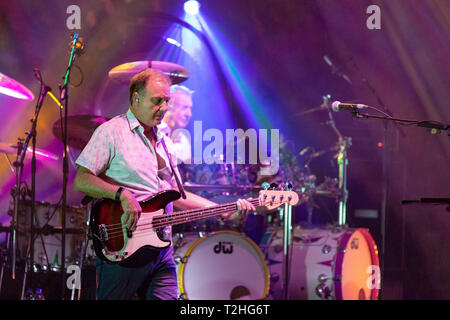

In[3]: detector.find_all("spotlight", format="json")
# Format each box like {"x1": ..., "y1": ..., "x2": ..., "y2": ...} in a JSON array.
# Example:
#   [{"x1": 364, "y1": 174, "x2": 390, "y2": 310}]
[
  {"x1": 184, "y1": 0, "x2": 200, "y2": 15},
  {"x1": 165, "y1": 37, "x2": 181, "y2": 47}
]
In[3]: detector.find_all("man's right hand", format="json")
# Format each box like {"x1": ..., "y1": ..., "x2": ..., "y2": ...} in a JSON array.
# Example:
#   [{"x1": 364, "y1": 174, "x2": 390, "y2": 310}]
[{"x1": 119, "y1": 189, "x2": 142, "y2": 231}]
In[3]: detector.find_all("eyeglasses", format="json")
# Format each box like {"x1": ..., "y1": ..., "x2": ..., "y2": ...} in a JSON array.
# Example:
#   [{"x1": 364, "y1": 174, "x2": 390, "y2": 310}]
[{"x1": 150, "y1": 96, "x2": 171, "y2": 106}]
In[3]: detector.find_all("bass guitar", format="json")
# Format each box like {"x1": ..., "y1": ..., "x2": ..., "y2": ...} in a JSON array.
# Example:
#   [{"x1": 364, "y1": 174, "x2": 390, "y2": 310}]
[{"x1": 89, "y1": 189, "x2": 299, "y2": 265}]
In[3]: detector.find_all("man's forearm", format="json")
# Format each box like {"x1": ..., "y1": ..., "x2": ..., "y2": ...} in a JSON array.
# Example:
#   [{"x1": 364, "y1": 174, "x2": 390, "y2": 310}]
[
  {"x1": 74, "y1": 169, "x2": 120, "y2": 201},
  {"x1": 173, "y1": 190, "x2": 217, "y2": 210}
]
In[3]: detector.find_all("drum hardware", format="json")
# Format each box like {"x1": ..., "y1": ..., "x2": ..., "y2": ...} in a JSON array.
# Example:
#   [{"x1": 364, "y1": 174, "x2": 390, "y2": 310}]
[
  {"x1": 317, "y1": 270, "x2": 333, "y2": 300},
  {"x1": 322, "y1": 245, "x2": 331, "y2": 254},
  {"x1": 315, "y1": 282, "x2": 331, "y2": 300}
]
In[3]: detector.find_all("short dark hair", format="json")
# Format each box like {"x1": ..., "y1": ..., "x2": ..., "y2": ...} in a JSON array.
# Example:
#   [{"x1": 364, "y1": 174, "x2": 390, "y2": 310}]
[{"x1": 129, "y1": 69, "x2": 171, "y2": 103}]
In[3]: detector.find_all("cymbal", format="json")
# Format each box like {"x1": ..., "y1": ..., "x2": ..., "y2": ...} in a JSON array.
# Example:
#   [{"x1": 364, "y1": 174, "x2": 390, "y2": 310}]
[
  {"x1": 0, "y1": 141, "x2": 59, "y2": 161},
  {"x1": 52, "y1": 115, "x2": 110, "y2": 150},
  {"x1": 0, "y1": 72, "x2": 35, "y2": 100},
  {"x1": 108, "y1": 61, "x2": 189, "y2": 85}
]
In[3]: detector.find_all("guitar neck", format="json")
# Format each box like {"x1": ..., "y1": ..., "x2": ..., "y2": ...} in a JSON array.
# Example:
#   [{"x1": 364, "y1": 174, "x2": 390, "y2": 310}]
[{"x1": 152, "y1": 198, "x2": 261, "y2": 228}]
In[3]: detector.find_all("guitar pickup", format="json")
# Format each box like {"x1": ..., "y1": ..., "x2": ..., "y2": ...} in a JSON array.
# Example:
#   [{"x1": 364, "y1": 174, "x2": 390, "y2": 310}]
[{"x1": 99, "y1": 224, "x2": 109, "y2": 242}]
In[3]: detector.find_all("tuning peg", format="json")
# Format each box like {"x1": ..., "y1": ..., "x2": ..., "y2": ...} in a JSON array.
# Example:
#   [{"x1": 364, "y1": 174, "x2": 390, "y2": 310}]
[
  {"x1": 270, "y1": 183, "x2": 278, "y2": 190},
  {"x1": 261, "y1": 182, "x2": 270, "y2": 190},
  {"x1": 278, "y1": 182, "x2": 286, "y2": 190},
  {"x1": 285, "y1": 182, "x2": 294, "y2": 190}
]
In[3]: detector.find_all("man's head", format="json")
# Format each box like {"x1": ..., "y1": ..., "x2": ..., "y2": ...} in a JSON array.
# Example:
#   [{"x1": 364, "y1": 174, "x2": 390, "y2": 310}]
[
  {"x1": 163, "y1": 85, "x2": 194, "y2": 130},
  {"x1": 129, "y1": 69, "x2": 171, "y2": 128}
]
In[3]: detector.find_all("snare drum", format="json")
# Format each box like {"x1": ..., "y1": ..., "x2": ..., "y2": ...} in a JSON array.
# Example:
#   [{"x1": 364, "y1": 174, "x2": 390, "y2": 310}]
[
  {"x1": 261, "y1": 225, "x2": 380, "y2": 300},
  {"x1": 173, "y1": 230, "x2": 270, "y2": 300}
]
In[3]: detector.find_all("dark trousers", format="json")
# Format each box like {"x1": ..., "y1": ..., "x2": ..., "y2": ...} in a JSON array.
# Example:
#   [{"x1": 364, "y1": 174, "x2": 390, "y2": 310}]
[{"x1": 95, "y1": 246, "x2": 177, "y2": 300}]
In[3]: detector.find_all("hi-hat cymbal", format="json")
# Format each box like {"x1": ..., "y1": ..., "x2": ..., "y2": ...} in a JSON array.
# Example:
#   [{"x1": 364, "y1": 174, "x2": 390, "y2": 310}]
[
  {"x1": 0, "y1": 72, "x2": 35, "y2": 100},
  {"x1": 0, "y1": 141, "x2": 59, "y2": 161},
  {"x1": 108, "y1": 61, "x2": 189, "y2": 85},
  {"x1": 52, "y1": 115, "x2": 110, "y2": 150}
]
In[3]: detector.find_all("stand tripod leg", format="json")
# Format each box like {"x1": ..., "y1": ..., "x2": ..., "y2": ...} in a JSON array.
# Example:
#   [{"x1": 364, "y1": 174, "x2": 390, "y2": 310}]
[
  {"x1": 20, "y1": 234, "x2": 32, "y2": 300},
  {"x1": 281, "y1": 203, "x2": 293, "y2": 300},
  {"x1": 0, "y1": 240, "x2": 8, "y2": 296},
  {"x1": 73, "y1": 204, "x2": 92, "y2": 301}
]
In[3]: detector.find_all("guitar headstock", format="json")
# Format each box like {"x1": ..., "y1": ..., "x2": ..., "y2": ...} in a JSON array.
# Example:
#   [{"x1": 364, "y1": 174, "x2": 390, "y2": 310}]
[{"x1": 257, "y1": 188, "x2": 300, "y2": 211}]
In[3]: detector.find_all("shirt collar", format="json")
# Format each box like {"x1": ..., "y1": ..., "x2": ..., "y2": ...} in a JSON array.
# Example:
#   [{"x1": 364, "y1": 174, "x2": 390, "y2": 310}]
[{"x1": 126, "y1": 109, "x2": 164, "y2": 142}]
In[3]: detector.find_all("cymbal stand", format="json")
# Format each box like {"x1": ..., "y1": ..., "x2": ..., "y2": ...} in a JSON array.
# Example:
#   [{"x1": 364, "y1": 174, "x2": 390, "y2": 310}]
[
  {"x1": 19, "y1": 75, "x2": 51, "y2": 299},
  {"x1": 0, "y1": 229, "x2": 11, "y2": 296},
  {"x1": 10, "y1": 138, "x2": 24, "y2": 281}
]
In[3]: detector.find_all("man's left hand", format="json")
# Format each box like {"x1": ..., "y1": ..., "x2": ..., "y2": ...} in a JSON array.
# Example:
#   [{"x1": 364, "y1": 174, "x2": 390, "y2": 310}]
[{"x1": 221, "y1": 198, "x2": 256, "y2": 220}]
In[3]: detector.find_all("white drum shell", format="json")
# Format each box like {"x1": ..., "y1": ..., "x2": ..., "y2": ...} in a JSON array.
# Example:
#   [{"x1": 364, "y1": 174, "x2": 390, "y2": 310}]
[
  {"x1": 261, "y1": 226, "x2": 379, "y2": 300},
  {"x1": 173, "y1": 230, "x2": 269, "y2": 300}
]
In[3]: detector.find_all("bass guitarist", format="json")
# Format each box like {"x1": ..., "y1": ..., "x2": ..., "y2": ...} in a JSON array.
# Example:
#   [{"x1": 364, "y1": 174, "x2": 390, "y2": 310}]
[{"x1": 73, "y1": 69, "x2": 255, "y2": 300}]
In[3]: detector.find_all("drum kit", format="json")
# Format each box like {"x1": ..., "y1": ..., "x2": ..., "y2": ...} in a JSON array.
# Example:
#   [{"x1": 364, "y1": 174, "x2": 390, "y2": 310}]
[{"x1": 0, "y1": 56, "x2": 380, "y2": 300}]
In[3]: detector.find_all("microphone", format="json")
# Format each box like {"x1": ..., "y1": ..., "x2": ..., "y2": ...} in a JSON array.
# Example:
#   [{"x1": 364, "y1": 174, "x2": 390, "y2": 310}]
[
  {"x1": 75, "y1": 36, "x2": 86, "y2": 55},
  {"x1": 33, "y1": 68, "x2": 42, "y2": 81},
  {"x1": 68, "y1": 34, "x2": 86, "y2": 56},
  {"x1": 323, "y1": 56, "x2": 352, "y2": 84},
  {"x1": 331, "y1": 101, "x2": 369, "y2": 112},
  {"x1": 33, "y1": 68, "x2": 52, "y2": 93}
]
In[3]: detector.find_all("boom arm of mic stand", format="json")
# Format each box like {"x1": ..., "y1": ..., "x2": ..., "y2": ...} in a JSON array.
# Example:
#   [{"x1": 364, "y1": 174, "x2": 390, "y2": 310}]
[{"x1": 351, "y1": 111, "x2": 449, "y2": 135}]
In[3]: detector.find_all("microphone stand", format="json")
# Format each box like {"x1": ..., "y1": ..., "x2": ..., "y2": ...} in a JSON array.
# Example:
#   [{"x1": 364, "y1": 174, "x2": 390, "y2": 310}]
[
  {"x1": 348, "y1": 58, "x2": 408, "y2": 279},
  {"x1": 323, "y1": 95, "x2": 351, "y2": 226},
  {"x1": 58, "y1": 33, "x2": 80, "y2": 299},
  {"x1": 402, "y1": 198, "x2": 450, "y2": 212},
  {"x1": 13, "y1": 77, "x2": 50, "y2": 297}
]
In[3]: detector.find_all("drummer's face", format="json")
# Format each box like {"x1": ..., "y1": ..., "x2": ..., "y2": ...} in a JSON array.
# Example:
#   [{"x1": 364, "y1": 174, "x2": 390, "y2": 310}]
[
  {"x1": 132, "y1": 78, "x2": 170, "y2": 128},
  {"x1": 170, "y1": 92, "x2": 193, "y2": 129}
]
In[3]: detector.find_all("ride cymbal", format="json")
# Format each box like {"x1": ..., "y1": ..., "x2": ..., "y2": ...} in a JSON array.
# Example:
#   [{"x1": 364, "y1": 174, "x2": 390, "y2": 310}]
[
  {"x1": 52, "y1": 115, "x2": 110, "y2": 150},
  {"x1": 108, "y1": 61, "x2": 189, "y2": 85}
]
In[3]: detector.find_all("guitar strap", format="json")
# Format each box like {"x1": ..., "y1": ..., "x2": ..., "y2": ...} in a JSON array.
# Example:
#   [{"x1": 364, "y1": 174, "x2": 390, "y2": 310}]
[{"x1": 160, "y1": 137, "x2": 187, "y2": 199}]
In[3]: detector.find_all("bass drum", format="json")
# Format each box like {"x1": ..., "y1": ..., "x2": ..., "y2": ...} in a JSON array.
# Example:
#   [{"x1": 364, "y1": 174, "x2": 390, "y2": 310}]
[
  {"x1": 173, "y1": 230, "x2": 270, "y2": 300},
  {"x1": 261, "y1": 225, "x2": 380, "y2": 300}
]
